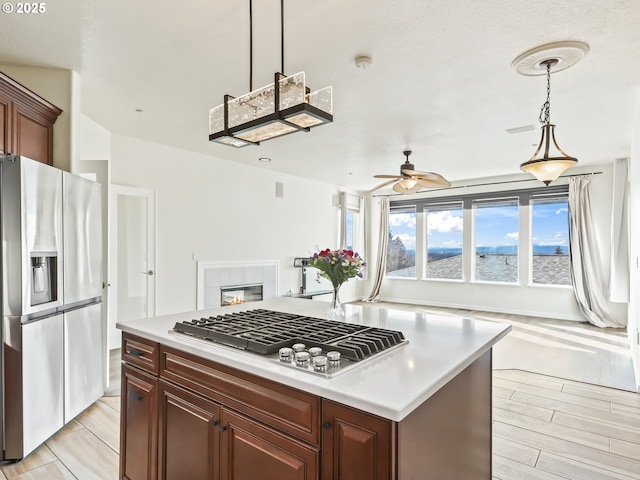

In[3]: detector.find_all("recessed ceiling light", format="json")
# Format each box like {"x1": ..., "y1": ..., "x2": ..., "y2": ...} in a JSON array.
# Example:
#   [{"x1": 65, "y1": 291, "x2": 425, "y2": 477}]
[{"x1": 258, "y1": 157, "x2": 271, "y2": 162}]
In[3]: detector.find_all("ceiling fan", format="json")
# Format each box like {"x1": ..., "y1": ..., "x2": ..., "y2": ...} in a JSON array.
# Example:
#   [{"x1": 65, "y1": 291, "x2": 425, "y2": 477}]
[{"x1": 371, "y1": 150, "x2": 452, "y2": 194}]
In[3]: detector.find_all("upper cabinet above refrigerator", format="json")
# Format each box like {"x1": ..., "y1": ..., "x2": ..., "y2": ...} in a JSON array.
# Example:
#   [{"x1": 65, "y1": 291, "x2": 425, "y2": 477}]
[{"x1": 0, "y1": 71, "x2": 62, "y2": 165}]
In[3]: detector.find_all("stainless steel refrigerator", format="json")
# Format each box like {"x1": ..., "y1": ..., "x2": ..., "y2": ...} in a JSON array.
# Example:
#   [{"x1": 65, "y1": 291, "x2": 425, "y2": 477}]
[{"x1": 1, "y1": 155, "x2": 104, "y2": 461}]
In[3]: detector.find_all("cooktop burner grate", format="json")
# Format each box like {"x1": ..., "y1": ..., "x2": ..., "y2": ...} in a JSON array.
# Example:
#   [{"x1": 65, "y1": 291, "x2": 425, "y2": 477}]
[{"x1": 172, "y1": 309, "x2": 406, "y2": 362}]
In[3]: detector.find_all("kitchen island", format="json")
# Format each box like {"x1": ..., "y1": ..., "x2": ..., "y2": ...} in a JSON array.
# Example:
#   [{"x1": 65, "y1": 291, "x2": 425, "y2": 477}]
[{"x1": 117, "y1": 297, "x2": 510, "y2": 480}]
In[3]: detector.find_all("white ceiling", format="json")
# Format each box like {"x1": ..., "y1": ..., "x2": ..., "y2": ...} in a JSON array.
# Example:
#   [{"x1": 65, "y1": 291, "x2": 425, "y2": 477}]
[{"x1": 2, "y1": 0, "x2": 639, "y2": 190}]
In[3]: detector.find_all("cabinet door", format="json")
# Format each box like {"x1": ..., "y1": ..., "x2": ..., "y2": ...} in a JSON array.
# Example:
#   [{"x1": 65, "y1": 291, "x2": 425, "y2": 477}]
[
  {"x1": 321, "y1": 400, "x2": 394, "y2": 480},
  {"x1": 13, "y1": 102, "x2": 53, "y2": 165},
  {"x1": 159, "y1": 380, "x2": 221, "y2": 480},
  {"x1": 120, "y1": 365, "x2": 158, "y2": 480},
  {"x1": 220, "y1": 409, "x2": 318, "y2": 480},
  {"x1": 0, "y1": 92, "x2": 9, "y2": 155}
]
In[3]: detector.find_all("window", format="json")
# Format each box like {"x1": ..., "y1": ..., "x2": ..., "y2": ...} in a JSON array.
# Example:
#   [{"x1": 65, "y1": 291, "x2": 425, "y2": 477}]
[
  {"x1": 386, "y1": 206, "x2": 416, "y2": 278},
  {"x1": 473, "y1": 198, "x2": 519, "y2": 283},
  {"x1": 345, "y1": 210, "x2": 355, "y2": 251},
  {"x1": 425, "y1": 203, "x2": 463, "y2": 280},
  {"x1": 531, "y1": 195, "x2": 571, "y2": 285},
  {"x1": 340, "y1": 193, "x2": 361, "y2": 253},
  {"x1": 388, "y1": 184, "x2": 569, "y2": 287}
]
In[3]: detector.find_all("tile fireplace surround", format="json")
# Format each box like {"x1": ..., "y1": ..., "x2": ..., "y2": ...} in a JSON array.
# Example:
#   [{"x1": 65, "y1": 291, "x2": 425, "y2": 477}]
[{"x1": 196, "y1": 261, "x2": 278, "y2": 309}]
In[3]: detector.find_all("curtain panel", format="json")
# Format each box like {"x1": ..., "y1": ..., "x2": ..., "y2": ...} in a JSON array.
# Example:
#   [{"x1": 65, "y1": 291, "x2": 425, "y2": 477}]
[
  {"x1": 365, "y1": 196, "x2": 389, "y2": 302},
  {"x1": 568, "y1": 177, "x2": 625, "y2": 328}
]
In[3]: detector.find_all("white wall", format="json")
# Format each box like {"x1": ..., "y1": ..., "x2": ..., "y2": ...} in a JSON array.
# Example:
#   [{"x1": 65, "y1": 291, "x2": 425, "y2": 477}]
[
  {"x1": 629, "y1": 91, "x2": 640, "y2": 389},
  {"x1": 0, "y1": 64, "x2": 73, "y2": 171},
  {"x1": 364, "y1": 164, "x2": 628, "y2": 322},
  {"x1": 79, "y1": 113, "x2": 111, "y2": 161},
  {"x1": 110, "y1": 134, "x2": 341, "y2": 316}
]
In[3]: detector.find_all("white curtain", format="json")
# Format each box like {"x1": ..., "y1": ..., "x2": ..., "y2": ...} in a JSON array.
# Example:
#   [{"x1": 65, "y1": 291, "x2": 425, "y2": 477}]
[
  {"x1": 568, "y1": 177, "x2": 625, "y2": 328},
  {"x1": 609, "y1": 157, "x2": 630, "y2": 302},
  {"x1": 365, "y1": 196, "x2": 389, "y2": 302}
]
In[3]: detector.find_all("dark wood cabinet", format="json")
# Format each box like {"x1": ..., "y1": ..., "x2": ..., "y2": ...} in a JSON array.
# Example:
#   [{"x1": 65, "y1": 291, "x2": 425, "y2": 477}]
[
  {"x1": 220, "y1": 409, "x2": 319, "y2": 480},
  {"x1": 119, "y1": 332, "x2": 493, "y2": 480},
  {"x1": 321, "y1": 400, "x2": 393, "y2": 480},
  {"x1": 158, "y1": 380, "x2": 221, "y2": 480},
  {"x1": 120, "y1": 364, "x2": 159, "y2": 480},
  {"x1": 0, "y1": 90, "x2": 10, "y2": 156},
  {"x1": 0, "y1": 71, "x2": 62, "y2": 165}
]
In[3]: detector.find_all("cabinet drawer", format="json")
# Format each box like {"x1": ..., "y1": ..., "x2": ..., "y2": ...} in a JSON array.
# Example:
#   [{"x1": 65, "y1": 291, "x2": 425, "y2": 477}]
[
  {"x1": 160, "y1": 346, "x2": 320, "y2": 446},
  {"x1": 220, "y1": 409, "x2": 319, "y2": 480},
  {"x1": 122, "y1": 333, "x2": 159, "y2": 375}
]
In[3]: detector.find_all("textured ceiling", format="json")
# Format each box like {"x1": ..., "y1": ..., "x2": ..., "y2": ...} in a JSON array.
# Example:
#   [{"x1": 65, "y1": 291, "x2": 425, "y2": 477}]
[{"x1": 1, "y1": 0, "x2": 639, "y2": 191}]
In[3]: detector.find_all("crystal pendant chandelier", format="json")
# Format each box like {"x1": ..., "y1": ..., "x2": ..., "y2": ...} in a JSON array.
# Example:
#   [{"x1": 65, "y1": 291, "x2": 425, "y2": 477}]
[
  {"x1": 208, "y1": 0, "x2": 333, "y2": 148},
  {"x1": 519, "y1": 59, "x2": 577, "y2": 185}
]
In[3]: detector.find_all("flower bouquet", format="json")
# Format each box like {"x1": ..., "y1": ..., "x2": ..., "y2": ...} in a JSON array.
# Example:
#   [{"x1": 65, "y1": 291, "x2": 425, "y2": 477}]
[{"x1": 310, "y1": 248, "x2": 366, "y2": 320}]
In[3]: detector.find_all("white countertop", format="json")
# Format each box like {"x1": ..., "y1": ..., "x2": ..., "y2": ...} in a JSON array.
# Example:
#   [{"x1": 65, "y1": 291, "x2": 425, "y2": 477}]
[{"x1": 117, "y1": 297, "x2": 511, "y2": 421}]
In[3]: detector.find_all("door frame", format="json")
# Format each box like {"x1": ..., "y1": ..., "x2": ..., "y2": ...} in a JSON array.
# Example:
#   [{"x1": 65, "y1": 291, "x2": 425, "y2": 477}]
[{"x1": 108, "y1": 184, "x2": 157, "y2": 350}]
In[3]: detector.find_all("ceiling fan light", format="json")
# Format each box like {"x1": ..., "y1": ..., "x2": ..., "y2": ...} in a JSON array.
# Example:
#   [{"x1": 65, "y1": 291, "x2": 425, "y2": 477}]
[
  {"x1": 398, "y1": 178, "x2": 417, "y2": 189},
  {"x1": 520, "y1": 124, "x2": 577, "y2": 185}
]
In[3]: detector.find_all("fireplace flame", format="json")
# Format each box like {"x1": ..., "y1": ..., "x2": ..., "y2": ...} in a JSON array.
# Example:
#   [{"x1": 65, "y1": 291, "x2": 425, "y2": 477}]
[{"x1": 228, "y1": 296, "x2": 243, "y2": 305}]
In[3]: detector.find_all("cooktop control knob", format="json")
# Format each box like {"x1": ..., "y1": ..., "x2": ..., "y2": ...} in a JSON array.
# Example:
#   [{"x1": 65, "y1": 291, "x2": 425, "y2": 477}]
[
  {"x1": 326, "y1": 351, "x2": 341, "y2": 366},
  {"x1": 308, "y1": 346, "x2": 322, "y2": 357},
  {"x1": 279, "y1": 347, "x2": 294, "y2": 362},
  {"x1": 313, "y1": 355, "x2": 327, "y2": 372},
  {"x1": 292, "y1": 343, "x2": 306, "y2": 352},
  {"x1": 295, "y1": 351, "x2": 310, "y2": 367}
]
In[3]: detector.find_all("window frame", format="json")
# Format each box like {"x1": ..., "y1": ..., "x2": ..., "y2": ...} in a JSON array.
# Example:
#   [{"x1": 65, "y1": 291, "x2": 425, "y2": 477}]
[
  {"x1": 386, "y1": 205, "x2": 417, "y2": 279},
  {"x1": 389, "y1": 184, "x2": 570, "y2": 287},
  {"x1": 529, "y1": 192, "x2": 571, "y2": 287},
  {"x1": 423, "y1": 201, "x2": 464, "y2": 282}
]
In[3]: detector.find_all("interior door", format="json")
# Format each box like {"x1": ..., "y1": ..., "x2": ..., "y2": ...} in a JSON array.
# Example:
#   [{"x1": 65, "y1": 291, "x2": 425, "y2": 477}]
[{"x1": 108, "y1": 185, "x2": 156, "y2": 350}]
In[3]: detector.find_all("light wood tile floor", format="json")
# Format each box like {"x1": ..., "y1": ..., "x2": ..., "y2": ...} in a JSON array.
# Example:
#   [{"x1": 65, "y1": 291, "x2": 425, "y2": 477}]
[
  {"x1": 2, "y1": 306, "x2": 638, "y2": 479},
  {"x1": 356, "y1": 301, "x2": 637, "y2": 391}
]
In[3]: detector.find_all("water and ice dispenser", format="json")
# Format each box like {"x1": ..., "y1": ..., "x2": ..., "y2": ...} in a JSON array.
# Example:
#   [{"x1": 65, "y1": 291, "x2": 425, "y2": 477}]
[{"x1": 30, "y1": 253, "x2": 57, "y2": 306}]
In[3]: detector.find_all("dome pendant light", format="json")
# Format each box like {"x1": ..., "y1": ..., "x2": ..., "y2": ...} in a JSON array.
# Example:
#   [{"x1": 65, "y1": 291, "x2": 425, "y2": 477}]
[{"x1": 520, "y1": 59, "x2": 577, "y2": 185}]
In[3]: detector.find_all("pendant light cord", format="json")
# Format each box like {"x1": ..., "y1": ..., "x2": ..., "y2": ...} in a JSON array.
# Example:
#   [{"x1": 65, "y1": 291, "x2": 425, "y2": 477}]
[
  {"x1": 249, "y1": 0, "x2": 253, "y2": 91},
  {"x1": 538, "y1": 61, "x2": 551, "y2": 125},
  {"x1": 249, "y1": 0, "x2": 285, "y2": 90},
  {"x1": 281, "y1": 0, "x2": 285, "y2": 74}
]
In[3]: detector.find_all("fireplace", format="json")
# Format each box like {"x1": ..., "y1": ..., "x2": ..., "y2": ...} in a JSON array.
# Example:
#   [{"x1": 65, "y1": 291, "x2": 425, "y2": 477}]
[
  {"x1": 220, "y1": 283, "x2": 263, "y2": 306},
  {"x1": 197, "y1": 262, "x2": 277, "y2": 309}
]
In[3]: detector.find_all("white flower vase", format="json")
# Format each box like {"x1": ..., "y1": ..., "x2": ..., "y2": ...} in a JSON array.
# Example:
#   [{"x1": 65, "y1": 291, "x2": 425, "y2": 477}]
[{"x1": 327, "y1": 285, "x2": 345, "y2": 321}]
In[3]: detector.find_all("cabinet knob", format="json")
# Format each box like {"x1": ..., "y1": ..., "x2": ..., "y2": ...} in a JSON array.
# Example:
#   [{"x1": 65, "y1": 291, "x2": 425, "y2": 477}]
[
  {"x1": 321, "y1": 421, "x2": 331, "y2": 429},
  {"x1": 211, "y1": 420, "x2": 218, "y2": 426},
  {"x1": 219, "y1": 425, "x2": 228, "y2": 432},
  {"x1": 127, "y1": 391, "x2": 143, "y2": 401}
]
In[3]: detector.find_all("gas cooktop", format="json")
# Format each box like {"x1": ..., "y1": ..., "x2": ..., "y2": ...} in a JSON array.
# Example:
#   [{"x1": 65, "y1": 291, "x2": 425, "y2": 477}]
[{"x1": 171, "y1": 309, "x2": 408, "y2": 377}]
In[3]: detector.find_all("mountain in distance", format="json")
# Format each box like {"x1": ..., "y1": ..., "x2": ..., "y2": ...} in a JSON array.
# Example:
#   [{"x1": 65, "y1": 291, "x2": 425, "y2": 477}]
[{"x1": 427, "y1": 245, "x2": 568, "y2": 260}]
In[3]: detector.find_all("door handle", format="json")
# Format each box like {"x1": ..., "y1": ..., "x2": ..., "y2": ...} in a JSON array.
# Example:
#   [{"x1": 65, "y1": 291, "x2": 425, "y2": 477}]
[{"x1": 141, "y1": 270, "x2": 154, "y2": 276}]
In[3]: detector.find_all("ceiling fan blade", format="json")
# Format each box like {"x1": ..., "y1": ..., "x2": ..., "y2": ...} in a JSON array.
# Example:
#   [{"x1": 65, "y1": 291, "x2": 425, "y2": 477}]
[
  {"x1": 369, "y1": 179, "x2": 397, "y2": 192},
  {"x1": 402, "y1": 169, "x2": 452, "y2": 187},
  {"x1": 416, "y1": 176, "x2": 452, "y2": 188},
  {"x1": 401, "y1": 168, "x2": 439, "y2": 179},
  {"x1": 374, "y1": 174, "x2": 403, "y2": 179},
  {"x1": 392, "y1": 181, "x2": 422, "y2": 194}
]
